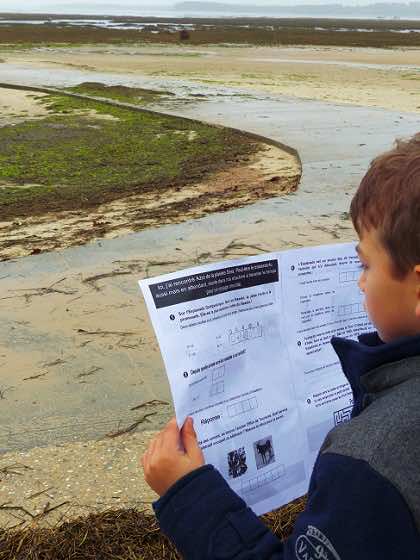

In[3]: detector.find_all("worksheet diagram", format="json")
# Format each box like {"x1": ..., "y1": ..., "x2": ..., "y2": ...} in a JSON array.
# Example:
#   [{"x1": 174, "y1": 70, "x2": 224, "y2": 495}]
[
  {"x1": 215, "y1": 333, "x2": 225, "y2": 353},
  {"x1": 241, "y1": 464, "x2": 286, "y2": 494},
  {"x1": 185, "y1": 333, "x2": 232, "y2": 360},
  {"x1": 337, "y1": 301, "x2": 365, "y2": 317},
  {"x1": 333, "y1": 282, "x2": 367, "y2": 322},
  {"x1": 228, "y1": 396, "x2": 259, "y2": 418},
  {"x1": 229, "y1": 322, "x2": 263, "y2": 346},
  {"x1": 296, "y1": 266, "x2": 365, "y2": 327},
  {"x1": 185, "y1": 343, "x2": 198, "y2": 359},
  {"x1": 188, "y1": 345, "x2": 251, "y2": 408},
  {"x1": 339, "y1": 269, "x2": 361, "y2": 284},
  {"x1": 210, "y1": 365, "x2": 225, "y2": 397},
  {"x1": 184, "y1": 330, "x2": 238, "y2": 361}
]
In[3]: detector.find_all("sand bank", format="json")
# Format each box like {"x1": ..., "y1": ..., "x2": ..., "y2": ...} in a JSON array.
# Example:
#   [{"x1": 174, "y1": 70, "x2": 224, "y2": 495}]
[{"x1": 0, "y1": 88, "x2": 48, "y2": 126}]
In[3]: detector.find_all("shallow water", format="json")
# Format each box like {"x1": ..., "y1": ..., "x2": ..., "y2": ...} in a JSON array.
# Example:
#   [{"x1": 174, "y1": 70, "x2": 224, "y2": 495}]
[
  {"x1": 0, "y1": 62, "x2": 267, "y2": 99},
  {"x1": 251, "y1": 56, "x2": 420, "y2": 72}
]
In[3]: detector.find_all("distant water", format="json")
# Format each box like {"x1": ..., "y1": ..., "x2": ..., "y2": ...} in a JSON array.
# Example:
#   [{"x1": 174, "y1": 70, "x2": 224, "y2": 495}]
[
  {"x1": 1, "y1": 8, "x2": 420, "y2": 36},
  {"x1": 1, "y1": 17, "x2": 419, "y2": 33},
  {"x1": 1, "y1": 4, "x2": 419, "y2": 21}
]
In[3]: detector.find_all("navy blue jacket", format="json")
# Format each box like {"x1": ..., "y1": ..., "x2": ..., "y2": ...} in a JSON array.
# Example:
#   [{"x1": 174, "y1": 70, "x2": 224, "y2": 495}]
[{"x1": 153, "y1": 333, "x2": 420, "y2": 559}]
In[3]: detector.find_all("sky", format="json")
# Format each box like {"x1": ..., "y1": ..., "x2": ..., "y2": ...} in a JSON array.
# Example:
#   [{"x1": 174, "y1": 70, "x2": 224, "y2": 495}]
[{"x1": 0, "y1": 0, "x2": 410, "y2": 12}]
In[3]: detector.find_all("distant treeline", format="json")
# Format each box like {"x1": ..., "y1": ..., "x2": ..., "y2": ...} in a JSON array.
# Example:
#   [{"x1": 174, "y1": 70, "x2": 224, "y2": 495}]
[{"x1": 175, "y1": 2, "x2": 420, "y2": 18}]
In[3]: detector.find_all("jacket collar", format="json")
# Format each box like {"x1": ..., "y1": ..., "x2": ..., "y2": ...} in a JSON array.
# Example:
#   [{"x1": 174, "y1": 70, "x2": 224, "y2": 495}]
[{"x1": 331, "y1": 332, "x2": 420, "y2": 415}]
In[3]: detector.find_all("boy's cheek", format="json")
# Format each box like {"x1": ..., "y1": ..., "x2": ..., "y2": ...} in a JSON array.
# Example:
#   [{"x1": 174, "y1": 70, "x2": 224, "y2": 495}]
[
  {"x1": 357, "y1": 270, "x2": 366, "y2": 292},
  {"x1": 360, "y1": 294, "x2": 373, "y2": 324}
]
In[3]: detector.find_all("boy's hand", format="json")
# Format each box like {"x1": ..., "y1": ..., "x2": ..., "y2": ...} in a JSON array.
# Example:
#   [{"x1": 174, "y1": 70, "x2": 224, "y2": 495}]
[{"x1": 141, "y1": 416, "x2": 205, "y2": 496}]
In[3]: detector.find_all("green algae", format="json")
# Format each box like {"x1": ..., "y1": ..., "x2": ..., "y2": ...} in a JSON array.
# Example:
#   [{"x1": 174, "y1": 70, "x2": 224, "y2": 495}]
[{"x1": 0, "y1": 91, "x2": 257, "y2": 219}]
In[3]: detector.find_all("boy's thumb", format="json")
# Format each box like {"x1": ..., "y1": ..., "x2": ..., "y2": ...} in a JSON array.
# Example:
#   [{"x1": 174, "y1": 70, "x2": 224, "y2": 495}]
[{"x1": 182, "y1": 417, "x2": 204, "y2": 462}]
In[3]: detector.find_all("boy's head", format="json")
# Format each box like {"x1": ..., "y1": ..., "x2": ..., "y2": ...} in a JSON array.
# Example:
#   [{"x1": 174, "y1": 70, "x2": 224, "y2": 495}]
[{"x1": 350, "y1": 133, "x2": 420, "y2": 343}]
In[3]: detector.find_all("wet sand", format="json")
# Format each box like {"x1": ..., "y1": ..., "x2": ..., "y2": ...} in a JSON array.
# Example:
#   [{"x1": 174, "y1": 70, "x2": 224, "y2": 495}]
[{"x1": 2, "y1": 44, "x2": 419, "y2": 112}]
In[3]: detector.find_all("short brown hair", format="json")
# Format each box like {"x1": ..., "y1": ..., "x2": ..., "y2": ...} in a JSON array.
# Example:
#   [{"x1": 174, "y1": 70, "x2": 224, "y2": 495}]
[{"x1": 350, "y1": 133, "x2": 420, "y2": 278}]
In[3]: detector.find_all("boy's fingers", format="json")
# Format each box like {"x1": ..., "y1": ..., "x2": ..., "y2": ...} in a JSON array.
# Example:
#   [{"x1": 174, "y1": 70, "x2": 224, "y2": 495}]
[
  {"x1": 148, "y1": 422, "x2": 171, "y2": 454},
  {"x1": 162, "y1": 417, "x2": 181, "y2": 446},
  {"x1": 165, "y1": 417, "x2": 178, "y2": 431},
  {"x1": 148, "y1": 437, "x2": 158, "y2": 455},
  {"x1": 154, "y1": 432, "x2": 165, "y2": 452},
  {"x1": 181, "y1": 417, "x2": 204, "y2": 462}
]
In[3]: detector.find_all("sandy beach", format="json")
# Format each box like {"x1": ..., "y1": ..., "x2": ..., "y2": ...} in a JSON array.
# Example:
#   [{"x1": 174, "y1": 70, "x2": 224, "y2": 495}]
[{"x1": 0, "y1": 41, "x2": 419, "y2": 530}]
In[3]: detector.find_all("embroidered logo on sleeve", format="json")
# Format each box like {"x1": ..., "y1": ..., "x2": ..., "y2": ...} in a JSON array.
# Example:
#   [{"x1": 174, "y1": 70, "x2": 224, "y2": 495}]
[{"x1": 295, "y1": 525, "x2": 341, "y2": 560}]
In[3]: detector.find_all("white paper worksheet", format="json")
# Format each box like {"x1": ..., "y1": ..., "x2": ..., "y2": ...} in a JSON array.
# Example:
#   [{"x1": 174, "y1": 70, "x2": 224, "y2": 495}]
[{"x1": 139, "y1": 243, "x2": 373, "y2": 515}]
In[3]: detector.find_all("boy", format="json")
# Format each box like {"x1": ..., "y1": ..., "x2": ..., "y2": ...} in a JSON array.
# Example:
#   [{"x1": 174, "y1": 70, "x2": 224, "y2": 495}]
[{"x1": 142, "y1": 134, "x2": 420, "y2": 559}]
